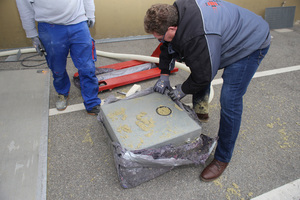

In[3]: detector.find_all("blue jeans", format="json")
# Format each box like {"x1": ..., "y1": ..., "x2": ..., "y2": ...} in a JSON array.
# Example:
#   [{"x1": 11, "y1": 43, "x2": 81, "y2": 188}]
[
  {"x1": 38, "y1": 21, "x2": 101, "y2": 111},
  {"x1": 214, "y1": 46, "x2": 270, "y2": 163}
]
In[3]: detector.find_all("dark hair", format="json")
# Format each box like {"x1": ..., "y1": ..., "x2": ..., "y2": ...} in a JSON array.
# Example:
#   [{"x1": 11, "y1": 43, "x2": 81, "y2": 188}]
[{"x1": 144, "y1": 4, "x2": 178, "y2": 35}]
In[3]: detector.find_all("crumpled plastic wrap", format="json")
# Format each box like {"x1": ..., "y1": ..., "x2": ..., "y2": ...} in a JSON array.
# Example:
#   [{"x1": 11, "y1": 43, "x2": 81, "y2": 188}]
[
  {"x1": 96, "y1": 63, "x2": 156, "y2": 81},
  {"x1": 98, "y1": 87, "x2": 217, "y2": 188},
  {"x1": 73, "y1": 63, "x2": 156, "y2": 89}
]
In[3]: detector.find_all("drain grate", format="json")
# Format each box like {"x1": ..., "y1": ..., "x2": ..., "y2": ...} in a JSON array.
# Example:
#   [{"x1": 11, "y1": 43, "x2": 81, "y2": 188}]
[{"x1": 265, "y1": 6, "x2": 296, "y2": 29}]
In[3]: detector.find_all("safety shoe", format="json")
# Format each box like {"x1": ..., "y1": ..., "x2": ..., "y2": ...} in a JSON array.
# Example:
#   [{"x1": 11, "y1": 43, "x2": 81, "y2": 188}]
[
  {"x1": 87, "y1": 105, "x2": 100, "y2": 116},
  {"x1": 200, "y1": 159, "x2": 229, "y2": 182},
  {"x1": 197, "y1": 113, "x2": 209, "y2": 123},
  {"x1": 56, "y1": 94, "x2": 69, "y2": 111}
]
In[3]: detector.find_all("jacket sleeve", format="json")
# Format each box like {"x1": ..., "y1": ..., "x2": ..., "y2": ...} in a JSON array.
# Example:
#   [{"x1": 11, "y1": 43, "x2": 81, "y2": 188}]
[
  {"x1": 83, "y1": 0, "x2": 95, "y2": 19},
  {"x1": 16, "y1": 0, "x2": 38, "y2": 38},
  {"x1": 158, "y1": 42, "x2": 173, "y2": 75},
  {"x1": 181, "y1": 35, "x2": 214, "y2": 94}
]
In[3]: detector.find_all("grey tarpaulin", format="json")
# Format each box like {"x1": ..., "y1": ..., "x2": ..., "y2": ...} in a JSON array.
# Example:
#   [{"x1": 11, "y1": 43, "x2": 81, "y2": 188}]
[{"x1": 98, "y1": 88, "x2": 217, "y2": 188}]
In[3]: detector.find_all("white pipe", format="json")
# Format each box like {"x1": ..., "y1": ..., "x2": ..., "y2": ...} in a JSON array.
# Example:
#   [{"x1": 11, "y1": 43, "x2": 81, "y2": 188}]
[
  {"x1": 96, "y1": 50, "x2": 191, "y2": 73},
  {"x1": 0, "y1": 48, "x2": 191, "y2": 73},
  {"x1": 0, "y1": 47, "x2": 213, "y2": 101},
  {"x1": 0, "y1": 48, "x2": 36, "y2": 57},
  {"x1": 96, "y1": 50, "x2": 213, "y2": 102},
  {"x1": 0, "y1": 48, "x2": 190, "y2": 72}
]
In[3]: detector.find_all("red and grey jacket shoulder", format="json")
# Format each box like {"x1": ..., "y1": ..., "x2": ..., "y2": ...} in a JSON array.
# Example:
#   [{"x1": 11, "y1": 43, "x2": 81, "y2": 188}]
[{"x1": 158, "y1": 0, "x2": 270, "y2": 94}]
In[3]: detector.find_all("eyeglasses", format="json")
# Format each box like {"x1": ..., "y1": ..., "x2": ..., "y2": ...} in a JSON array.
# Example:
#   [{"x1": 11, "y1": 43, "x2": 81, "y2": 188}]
[{"x1": 158, "y1": 34, "x2": 165, "y2": 43}]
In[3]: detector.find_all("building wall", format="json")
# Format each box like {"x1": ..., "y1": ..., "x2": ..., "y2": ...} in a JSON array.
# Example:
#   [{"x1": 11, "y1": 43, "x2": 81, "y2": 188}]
[{"x1": 1, "y1": 0, "x2": 299, "y2": 49}]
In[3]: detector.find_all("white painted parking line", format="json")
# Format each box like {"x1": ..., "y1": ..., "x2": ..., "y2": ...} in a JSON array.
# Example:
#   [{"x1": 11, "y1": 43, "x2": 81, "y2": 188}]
[
  {"x1": 49, "y1": 65, "x2": 300, "y2": 116},
  {"x1": 212, "y1": 65, "x2": 300, "y2": 85},
  {"x1": 251, "y1": 179, "x2": 300, "y2": 200},
  {"x1": 253, "y1": 65, "x2": 300, "y2": 78},
  {"x1": 48, "y1": 98, "x2": 107, "y2": 116},
  {"x1": 49, "y1": 103, "x2": 85, "y2": 116}
]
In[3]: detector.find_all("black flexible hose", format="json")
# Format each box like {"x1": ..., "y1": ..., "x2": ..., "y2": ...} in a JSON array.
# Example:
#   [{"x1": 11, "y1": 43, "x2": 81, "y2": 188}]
[{"x1": 0, "y1": 53, "x2": 47, "y2": 67}]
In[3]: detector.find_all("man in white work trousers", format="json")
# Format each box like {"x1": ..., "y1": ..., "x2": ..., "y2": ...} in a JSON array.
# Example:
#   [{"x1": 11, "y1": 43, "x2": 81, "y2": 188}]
[
  {"x1": 16, "y1": 0, "x2": 101, "y2": 115},
  {"x1": 144, "y1": 0, "x2": 270, "y2": 181}
]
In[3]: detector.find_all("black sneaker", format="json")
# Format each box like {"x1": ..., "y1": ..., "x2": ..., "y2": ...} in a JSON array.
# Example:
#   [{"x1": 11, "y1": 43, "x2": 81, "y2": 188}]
[{"x1": 87, "y1": 105, "x2": 100, "y2": 115}]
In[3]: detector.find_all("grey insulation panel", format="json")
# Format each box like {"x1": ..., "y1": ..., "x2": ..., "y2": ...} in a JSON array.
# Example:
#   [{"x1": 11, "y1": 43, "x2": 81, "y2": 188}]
[{"x1": 100, "y1": 92, "x2": 201, "y2": 150}]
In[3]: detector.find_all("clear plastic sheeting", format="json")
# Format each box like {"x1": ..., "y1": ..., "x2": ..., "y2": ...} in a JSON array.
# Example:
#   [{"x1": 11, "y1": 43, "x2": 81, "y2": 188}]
[
  {"x1": 112, "y1": 134, "x2": 216, "y2": 188},
  {"x1": 73, "y1": 63, "x2": 156, "y2": 89},
  {"x1": 96, "y1": 63, "x2": 156, "y2": 81},
  {"x1": 98, "y1": 88, "x2": 217, "y2": 189}
]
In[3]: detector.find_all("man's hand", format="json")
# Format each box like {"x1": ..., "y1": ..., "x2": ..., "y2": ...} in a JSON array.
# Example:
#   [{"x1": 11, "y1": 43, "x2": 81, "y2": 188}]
[
  {"x1": 87, "y1": 18, "x2": 95, "y2": 28},
  {"x1": 31, "y1": 37, "x2": 45, "y2": 56},
  {"x1": 168, "y1": 84, "x2": 186, "y2": 101},
  {"x1": 153, "y1": 74, "x2": 171, "y2": 94}
]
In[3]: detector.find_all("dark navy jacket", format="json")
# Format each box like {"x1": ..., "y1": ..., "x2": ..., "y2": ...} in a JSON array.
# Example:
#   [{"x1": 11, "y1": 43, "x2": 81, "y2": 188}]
[{"x1": 159, "y1": 0, "x2": 271, "y2": 94}]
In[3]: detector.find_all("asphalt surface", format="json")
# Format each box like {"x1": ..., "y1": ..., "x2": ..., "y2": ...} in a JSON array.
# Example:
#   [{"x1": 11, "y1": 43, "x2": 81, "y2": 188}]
[{"x1": 0, "y1": 25, "x2": 299, "y2": 200}]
